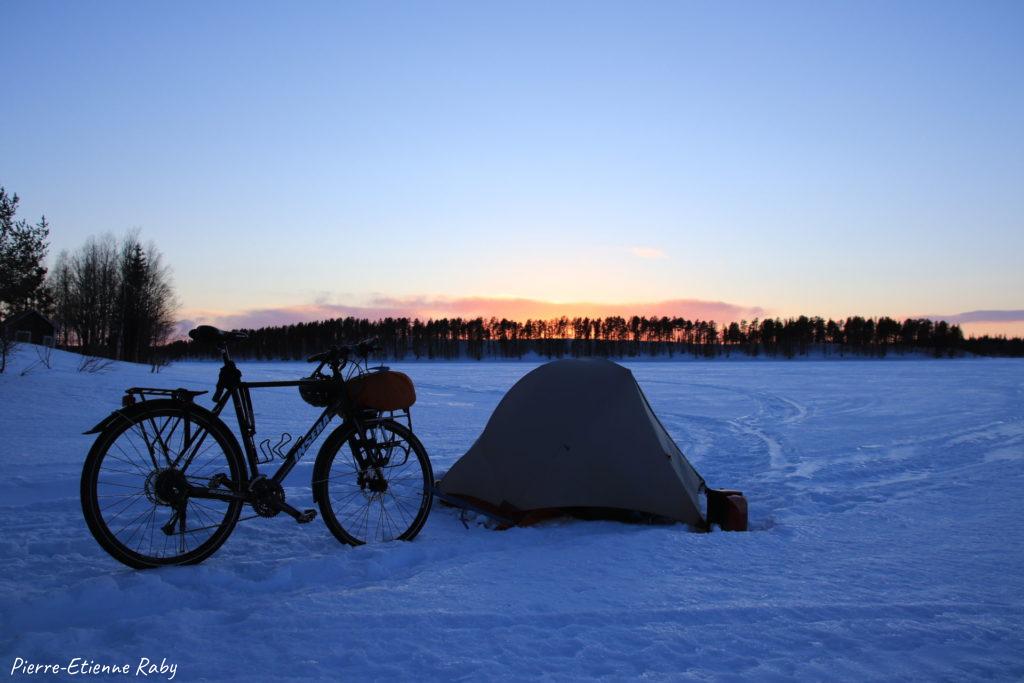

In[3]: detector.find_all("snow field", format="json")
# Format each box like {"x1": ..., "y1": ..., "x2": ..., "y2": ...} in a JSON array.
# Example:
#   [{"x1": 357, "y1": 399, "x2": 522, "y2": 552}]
[{"x1": 1, "y1": 346, "x2": 1023, "y2": 680}]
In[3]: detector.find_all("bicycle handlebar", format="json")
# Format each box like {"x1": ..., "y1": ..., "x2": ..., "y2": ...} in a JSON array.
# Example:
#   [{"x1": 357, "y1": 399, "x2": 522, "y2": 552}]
[{"x1": 306, "y1": 336, "x2": 381, "y2": 364}]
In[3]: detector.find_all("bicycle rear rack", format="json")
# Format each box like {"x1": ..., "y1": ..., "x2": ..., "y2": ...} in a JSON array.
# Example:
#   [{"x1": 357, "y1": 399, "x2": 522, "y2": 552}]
[{"x1": 122, "y1": 387, "x2": 208, "y2": 407}]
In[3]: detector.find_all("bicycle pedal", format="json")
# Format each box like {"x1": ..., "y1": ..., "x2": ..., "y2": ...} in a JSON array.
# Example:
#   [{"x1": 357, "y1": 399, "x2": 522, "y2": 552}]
[{"x1": 297, "y1": 509, "x2": 317, "y2": 524}]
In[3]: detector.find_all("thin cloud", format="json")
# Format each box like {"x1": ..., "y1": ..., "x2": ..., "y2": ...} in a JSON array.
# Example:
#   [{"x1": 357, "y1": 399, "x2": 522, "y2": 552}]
[
  {"x1": 629, "y1": 246, "x2": 668, "y2": 260},
  {"x1": 178, "y1": 296, "x2": 766, "y2": 334},
  {"x1": 921, "y1": 310, "x2": 1024, "y2": 324}
]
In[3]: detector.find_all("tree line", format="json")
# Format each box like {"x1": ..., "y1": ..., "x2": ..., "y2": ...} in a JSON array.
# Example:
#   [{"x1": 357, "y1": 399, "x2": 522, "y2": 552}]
[
  {"x1": 0, "y1": 186, "x2": 178, "y2": 371},
  {"x1": 49, "y1": 231, "x2": 177, "y2": 363},
  {"x1": 162, "y1": 314, "x2": 1024, "y2": 362},
  {"x1": 4, "y1": 185, "x2": 1022, "y2": 368}
]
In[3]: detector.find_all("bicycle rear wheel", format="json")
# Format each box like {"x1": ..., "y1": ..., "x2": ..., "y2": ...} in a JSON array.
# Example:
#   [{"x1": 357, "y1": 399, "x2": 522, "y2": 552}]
[
  {"x1": 313, "y1": 419, "x2": 433, "y2": 545},
  {"x1": 81, "y1": 402, "x2": 244, "y2": 568}
]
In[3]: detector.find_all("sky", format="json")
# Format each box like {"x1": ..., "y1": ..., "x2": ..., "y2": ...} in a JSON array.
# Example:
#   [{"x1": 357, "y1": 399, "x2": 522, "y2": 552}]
[{"x1": 3, "y1": 1, "x2": 1023, "y2": 335}]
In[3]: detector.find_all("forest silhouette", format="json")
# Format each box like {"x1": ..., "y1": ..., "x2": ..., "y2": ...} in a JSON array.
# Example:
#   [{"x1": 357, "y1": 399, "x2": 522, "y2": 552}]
[{"x1": 163, "y1": 314, "x2": 1024, "y2": 361}]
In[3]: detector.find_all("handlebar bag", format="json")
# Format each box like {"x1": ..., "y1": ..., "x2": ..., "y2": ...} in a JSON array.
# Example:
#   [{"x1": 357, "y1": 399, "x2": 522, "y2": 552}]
[{"x1": 347, "y1": 370, "x2": 417, "y2": 411}]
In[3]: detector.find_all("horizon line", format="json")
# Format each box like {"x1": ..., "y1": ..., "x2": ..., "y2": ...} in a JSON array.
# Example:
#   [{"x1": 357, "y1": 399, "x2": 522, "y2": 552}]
[{"x1": 174, "y1": 297, "x2": 1024, "y2": 339}]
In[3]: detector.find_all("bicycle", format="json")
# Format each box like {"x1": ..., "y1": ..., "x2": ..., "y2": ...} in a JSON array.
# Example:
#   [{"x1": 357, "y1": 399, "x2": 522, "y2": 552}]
[{"x1": 80, "y1": 325, "x2": 434, "y2": 569}]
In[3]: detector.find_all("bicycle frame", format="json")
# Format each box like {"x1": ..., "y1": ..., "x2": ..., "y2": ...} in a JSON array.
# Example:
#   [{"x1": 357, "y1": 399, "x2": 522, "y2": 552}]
[
  {"x1": 88, "y1": 335, "x2": 415, "y2": 527},
  {"x1": 210, "y1": 377, "x2": 348, "y2": 485},
  {"x1": 152, "y1": 347, "x2": 380, "y2": 511},
  {"x1": 80, "y1": 329, "x2": 433, "y2": 566}
]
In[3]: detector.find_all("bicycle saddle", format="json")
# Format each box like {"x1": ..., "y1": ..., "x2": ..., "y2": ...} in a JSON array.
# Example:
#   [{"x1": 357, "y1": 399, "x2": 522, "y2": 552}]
[{"x1": 188, "y1": 325, "x2": 248, "y2": 344}]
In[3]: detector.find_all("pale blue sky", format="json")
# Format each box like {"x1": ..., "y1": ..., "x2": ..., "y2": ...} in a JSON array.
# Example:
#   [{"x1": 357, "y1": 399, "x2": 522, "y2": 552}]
[{"x1": 4, "y1": 1, "x2": 1022, "y2": 327}]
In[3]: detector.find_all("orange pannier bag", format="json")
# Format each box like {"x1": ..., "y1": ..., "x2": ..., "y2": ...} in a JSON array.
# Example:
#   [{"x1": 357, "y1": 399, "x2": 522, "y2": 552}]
[{"x1": 346, "y1": 370, "x2": 417, "y2": 411}]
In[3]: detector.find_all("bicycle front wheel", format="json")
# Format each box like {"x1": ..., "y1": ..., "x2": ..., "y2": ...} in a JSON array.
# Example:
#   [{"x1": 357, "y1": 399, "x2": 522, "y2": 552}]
[
  {"x1": 313, "y1": 419, "x2": 433, "y2": 545},
  {"x1": 80, "y1": 401, "x2": 244, "y2": 568}
]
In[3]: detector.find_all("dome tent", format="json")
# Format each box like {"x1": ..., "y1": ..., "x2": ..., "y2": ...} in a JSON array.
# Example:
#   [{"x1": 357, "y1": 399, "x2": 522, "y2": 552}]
[{"x1": 437, "y1": 358, "x2": 712, "y2": 528}]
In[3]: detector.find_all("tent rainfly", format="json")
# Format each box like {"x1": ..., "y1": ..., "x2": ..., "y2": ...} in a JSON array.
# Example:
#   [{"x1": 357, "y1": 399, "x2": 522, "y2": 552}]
[{"x1": 437, "y1": 359, "x2": 747, "y2": 530}]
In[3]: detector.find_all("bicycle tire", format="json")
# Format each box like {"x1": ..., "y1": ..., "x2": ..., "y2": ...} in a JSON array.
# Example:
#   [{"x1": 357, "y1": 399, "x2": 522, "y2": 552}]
[
  {"x1": 313, "y1": 418, "x2": 433, "y2": 545},
  {"x1": 80, "y1": 401, "x2": 245, "y2": 568}
]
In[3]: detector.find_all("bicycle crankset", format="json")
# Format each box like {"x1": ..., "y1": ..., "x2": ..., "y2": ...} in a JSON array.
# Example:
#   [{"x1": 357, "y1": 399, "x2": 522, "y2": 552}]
[
  {"x1": 249, "y1": 477, "x2": 285, "y2": 518},
  {"x1": 247, "y1": 476, "x2": 318, "y2": 523}
]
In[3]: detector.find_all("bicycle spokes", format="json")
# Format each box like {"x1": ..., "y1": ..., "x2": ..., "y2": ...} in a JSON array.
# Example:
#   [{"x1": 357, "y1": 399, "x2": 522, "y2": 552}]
[
  {"x1": 317, "y1": 421, "x2": 432, "y2": 545},
  {"x1": 88, "y1": 410, "x2": 239, "y2": 564}
]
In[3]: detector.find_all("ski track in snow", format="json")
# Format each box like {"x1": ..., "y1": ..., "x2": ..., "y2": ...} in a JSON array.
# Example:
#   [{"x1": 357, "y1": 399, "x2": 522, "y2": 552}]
[{"x1": 1, "y1": 348, "x2": 1023, "y2": 680}]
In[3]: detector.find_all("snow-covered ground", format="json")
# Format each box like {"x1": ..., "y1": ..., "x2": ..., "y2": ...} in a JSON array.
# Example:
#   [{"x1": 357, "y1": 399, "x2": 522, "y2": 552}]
[{"x1": 1, "y1": 345, "x2": 1023, "y2": 680}]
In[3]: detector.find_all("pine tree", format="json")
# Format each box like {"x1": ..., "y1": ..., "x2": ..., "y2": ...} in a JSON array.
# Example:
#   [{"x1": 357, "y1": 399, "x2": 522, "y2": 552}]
[
  {"x1": 0, "y1": 188, "x2": 52, "y2": 318},
  {"x1": 0, "y1": 188, "x2": 55, "y2": 373}
]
